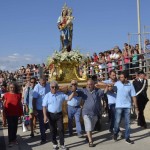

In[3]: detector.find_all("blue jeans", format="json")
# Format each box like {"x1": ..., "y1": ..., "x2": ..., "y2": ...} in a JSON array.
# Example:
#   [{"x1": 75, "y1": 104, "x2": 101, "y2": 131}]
[
  {"x1": 109, "y1": 104, "x2": 115, "y2": 131},
  {"x1": 37, "y1": 110, "x2": 46, "y2": 141},
  {"x1": 114, "y1": 108, "x2": 130, "y2": 140},
  {"x1": 67, "y1": 105, "x2": 82, "y2": 135}
]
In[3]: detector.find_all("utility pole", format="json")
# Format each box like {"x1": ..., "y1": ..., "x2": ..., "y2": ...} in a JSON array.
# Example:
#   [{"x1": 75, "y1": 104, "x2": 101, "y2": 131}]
[{"x1": 137, "y1": 0, "x2": 142, "y2": 53}]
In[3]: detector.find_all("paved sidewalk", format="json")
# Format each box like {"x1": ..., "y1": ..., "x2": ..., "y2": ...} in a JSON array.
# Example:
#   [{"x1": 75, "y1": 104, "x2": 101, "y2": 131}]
[{"x1": 1, "y1": 117, "x2": 150, "y2": 150}]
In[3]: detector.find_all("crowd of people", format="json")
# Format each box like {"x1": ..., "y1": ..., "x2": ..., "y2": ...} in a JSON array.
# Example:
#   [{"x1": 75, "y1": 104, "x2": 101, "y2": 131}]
[
  {"x1": 79, "y1": 39, "x2": 150, "y2": 80},
  {"x1": 0, "y1": 68, "x2": 149, "y2": 149},
  {"x1": 0, "y1": 63, "x2": 49, "y2": 86}
]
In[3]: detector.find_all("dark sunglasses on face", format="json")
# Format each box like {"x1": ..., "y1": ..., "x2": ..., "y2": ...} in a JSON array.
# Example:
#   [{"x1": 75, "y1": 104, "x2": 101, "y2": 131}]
[
  {"x1": 70, "y1": 83, "x2": 77, "y2": 88},
  {"x1": 51, "y1": 86, "x2": 57, "y2": 89},
  {"x1": 71, "y1": 83, "x2": 77, "y2": 86}
]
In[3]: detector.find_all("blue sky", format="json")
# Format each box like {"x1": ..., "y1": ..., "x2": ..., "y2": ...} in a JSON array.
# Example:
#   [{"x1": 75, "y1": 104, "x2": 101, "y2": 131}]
[{"x1": 0, "y1": 0, "x2": 150, "y2": 71}]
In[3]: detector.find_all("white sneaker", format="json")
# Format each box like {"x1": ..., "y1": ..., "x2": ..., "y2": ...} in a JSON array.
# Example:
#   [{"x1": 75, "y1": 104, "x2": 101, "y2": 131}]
[
  {"x1": 53, "y1": 144, "x2": 59, "y2": 150},
  {"x1": 60, "y1": 145, "x2": 67, "y2": 150}
]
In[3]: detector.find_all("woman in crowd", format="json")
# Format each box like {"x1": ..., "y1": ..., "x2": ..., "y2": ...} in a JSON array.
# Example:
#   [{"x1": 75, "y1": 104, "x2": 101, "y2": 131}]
[
  {"x1": 3, "y1": 82, "x2": 23, "y2": 147},
  {"x1": 123, "y1": 48, "x2": 131, "y2": 70},
  {"x1": 131, "y1": 48, "x2": 139, "y2": 73},
  {"x1": 105, "y1": 51, "x2": 112, "y2": 72}
]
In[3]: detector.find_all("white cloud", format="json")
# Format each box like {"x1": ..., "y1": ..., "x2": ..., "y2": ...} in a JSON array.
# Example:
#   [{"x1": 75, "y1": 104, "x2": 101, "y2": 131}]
[
  {"x1": 25, "y1": 57, "x2": 31, "y2": 61},
  {"x1": 0, "y1": 53, "x2": 42, "y2": 71},
  {"x1": 13, "y1": 53, "x2": 19, "y2": 56},
  {"x1": 8, "y1": 55, "x2": 17, "y2": 59}
]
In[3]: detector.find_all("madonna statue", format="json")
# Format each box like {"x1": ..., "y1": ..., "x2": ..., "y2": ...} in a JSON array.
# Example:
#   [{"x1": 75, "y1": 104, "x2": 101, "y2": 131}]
[{"x1": 57, "y1": 4, "x2": 74, "y2": 52}]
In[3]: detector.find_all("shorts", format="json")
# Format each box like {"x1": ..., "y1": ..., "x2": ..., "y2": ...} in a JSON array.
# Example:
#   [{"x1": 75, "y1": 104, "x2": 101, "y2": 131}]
[{"x1": 83, "y1": 115, "x2": 98, "y2": 132}]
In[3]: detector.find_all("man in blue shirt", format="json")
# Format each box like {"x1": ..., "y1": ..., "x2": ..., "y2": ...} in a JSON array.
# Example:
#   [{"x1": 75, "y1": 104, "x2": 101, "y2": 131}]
[
  {"x1": 113, "y1": 71, "x2": 138, "y2": 144},
  {"x1": 33, "y1": 76, "x2": 50, "y2": 144},
  {"x1": 67, "y1": 80, "x2": 83, "y2": 137},
  {"x1": 43, "y1": 80, "x2": 76, "y2": 150},
  {"x1": 24, "y1": 77, "x2": 37, "y2": 137},
  {"x1": 97, "y1": 70, "x2": 117, "y2": 133}
]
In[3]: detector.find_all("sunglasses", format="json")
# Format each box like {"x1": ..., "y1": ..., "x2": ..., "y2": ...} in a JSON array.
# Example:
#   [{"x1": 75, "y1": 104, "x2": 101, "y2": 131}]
[
  {"x1": 71, "y1": 83, "x2": 77, "y2": 86},
  {"x1": 51, "y1": 86, "x2": 57, "y2": 89}
]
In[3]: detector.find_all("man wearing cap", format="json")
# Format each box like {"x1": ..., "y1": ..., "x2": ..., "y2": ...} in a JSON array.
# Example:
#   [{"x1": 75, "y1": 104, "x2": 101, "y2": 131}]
[{"x1": 133, "y1": 70, "x2": 149, "y2": 128}]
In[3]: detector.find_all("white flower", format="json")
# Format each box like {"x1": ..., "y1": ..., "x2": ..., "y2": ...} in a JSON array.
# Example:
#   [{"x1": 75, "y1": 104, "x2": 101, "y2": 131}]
[{"x1": 46, "y1": 49, "x2": 85, "y2": 66}]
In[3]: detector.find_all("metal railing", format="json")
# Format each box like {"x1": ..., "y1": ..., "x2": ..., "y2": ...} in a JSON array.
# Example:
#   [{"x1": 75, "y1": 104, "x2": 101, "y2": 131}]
[{"x1": 86, "y1": 52, "x2": 150, "y2": 80}]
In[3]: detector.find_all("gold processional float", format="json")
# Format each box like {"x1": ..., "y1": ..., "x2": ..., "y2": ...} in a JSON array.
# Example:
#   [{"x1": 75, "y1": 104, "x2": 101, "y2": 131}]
[{"x1": 47, "y1": 3, "x2": 87, "y2": 129}]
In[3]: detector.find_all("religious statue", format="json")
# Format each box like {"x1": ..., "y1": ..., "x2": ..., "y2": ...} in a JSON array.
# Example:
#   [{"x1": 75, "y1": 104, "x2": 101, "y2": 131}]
[{"x1": 57, "y1": 3, "x2": 74, "y2": 52}]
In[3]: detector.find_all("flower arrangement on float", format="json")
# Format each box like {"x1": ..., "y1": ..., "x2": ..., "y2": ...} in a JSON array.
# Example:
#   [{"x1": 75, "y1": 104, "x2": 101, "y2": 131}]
[
  {"x1": 47, "y1": 50, "x2": 84, "y2": 65},
  {"x1": 46, "y1": 50, "x2": 88, "y2": 82}
]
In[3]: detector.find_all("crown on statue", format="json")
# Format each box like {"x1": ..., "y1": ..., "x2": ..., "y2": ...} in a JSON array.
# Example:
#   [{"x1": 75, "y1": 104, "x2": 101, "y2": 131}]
[{"x1": 62, "y1": 3, "x2": 68, "y2": 11}]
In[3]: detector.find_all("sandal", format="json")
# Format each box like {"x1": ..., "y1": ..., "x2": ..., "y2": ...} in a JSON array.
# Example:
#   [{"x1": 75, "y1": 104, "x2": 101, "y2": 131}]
[{"x1": 89, "y1": 142, "x2": 95, "y2": 147}]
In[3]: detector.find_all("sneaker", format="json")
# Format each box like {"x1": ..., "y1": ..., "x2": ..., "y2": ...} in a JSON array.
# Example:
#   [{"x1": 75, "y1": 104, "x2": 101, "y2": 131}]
[
  {"x1": 40, "y1": 140, "x2": 46, "y2": 145},
  {"x1": 53, "y1": 144, "x2": 59, "y2": 150},
  {"x1": 113, "y1": 134, "x2": 117, "y2": 142},
  {"x1": 125, "y1": 138, "x2": 134, "y2": 144},
  {"x1": 60, "y1": 145, "x2": 68, "y2": 150},
  {"x1": 30, "y1": 133, "x2": 34, "y2": 137},
  {"x1": 119, "y1": 131, "x2": 124, "y2": 139},
  {"x1": 8, "y1": 143, "x2": 13, "y2": 147}
]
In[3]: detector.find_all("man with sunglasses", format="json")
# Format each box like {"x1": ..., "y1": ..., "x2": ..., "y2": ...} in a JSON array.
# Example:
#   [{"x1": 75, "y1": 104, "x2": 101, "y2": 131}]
[
  {"x1": 67, "y1": 80, "x2": 83, "y2": 137},
  {"x1": 42, "y1": 80, "x2": 77, "y2": 150}
]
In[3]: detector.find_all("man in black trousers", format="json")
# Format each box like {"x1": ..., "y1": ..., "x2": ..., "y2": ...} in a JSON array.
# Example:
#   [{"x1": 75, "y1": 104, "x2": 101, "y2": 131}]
[{"x1": 133, "y1": 70, "x2": 149, "y2": 128}]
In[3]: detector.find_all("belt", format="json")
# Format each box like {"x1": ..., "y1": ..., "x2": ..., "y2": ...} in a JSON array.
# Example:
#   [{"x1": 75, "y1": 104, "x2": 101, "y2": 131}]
[
  {"x1": 49, "y1": 111, "x2": 62, "y2": 115},
  {"x1": 68, "y1": 105, "x2": 80, "y2": 108}
]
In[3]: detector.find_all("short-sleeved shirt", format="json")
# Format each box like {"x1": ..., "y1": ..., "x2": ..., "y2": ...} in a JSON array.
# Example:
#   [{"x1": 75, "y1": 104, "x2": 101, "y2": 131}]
[
  {"x1": 24, "y1": 87, "x2": 34, "y2": 109},
  {"x1": 67, "y1": 90, "x2": 81, "y2": 107},
  {"x1": 103, "y1": 79, "x2": 116, "y2": 104},
  {"x1": 42, "y1": 91, "x2": 68, "y2": 113},
  {"x1": 33, "y1": 83, "x2": 50, "y2": 110},
  {"x1": 77, "y1": 88, "x2": 104, "y2": 116},
  {"x1": 4, "y1": 92, "x2": 23, "y2": 116},
  {"x1": 114, "y1": 81, "x2": 136, "y2": 108}
]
